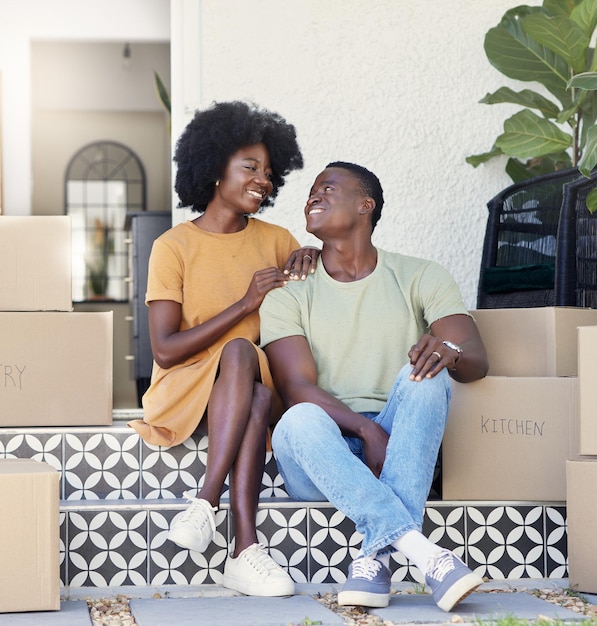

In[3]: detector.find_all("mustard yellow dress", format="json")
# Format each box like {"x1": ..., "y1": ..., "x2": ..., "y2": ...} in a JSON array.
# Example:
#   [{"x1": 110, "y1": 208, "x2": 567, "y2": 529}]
[{"x1": 128, "y1": 218, "x2": 300, "y2": 447}]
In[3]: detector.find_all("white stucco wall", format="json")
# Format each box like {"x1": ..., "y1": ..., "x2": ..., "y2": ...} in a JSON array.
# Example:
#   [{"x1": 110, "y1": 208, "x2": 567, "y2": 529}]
[
  {"x1": 1, "y1": 0, "x2": 543, "y2": 307},
  {"x1": 172, "y1": 0, "x2": 540, "y2": 307}
]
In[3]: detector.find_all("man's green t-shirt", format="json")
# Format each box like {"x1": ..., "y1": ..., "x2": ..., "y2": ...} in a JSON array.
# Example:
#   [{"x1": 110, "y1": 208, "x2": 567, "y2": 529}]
[{"x1": 260, "y1": 248, "x2": 468, "y2": 413}]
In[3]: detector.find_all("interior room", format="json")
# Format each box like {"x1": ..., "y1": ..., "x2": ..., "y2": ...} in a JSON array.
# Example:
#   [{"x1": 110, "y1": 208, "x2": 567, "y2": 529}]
[{"x1": 32, "y1": 40, "x2": 171, "y2": 408}]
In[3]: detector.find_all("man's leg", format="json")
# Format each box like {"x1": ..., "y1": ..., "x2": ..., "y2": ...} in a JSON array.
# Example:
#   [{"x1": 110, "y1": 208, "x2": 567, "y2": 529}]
[
  {"x1": 374, "y1": 365, "x2": 483, "y2": 611},
  {"x1": 272, "y1": 400, "x2": 419, "y2": 608},
  {"x1": 272, "y1": 402, "x2": 421, "y2": 549},
  {"x1": 375, "y1": 364, "x2": 450, "y2": 530}
]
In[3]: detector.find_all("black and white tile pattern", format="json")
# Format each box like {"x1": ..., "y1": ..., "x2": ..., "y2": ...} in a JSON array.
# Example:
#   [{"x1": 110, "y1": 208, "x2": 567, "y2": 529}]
[
  {"x1": 0, "y1": 425, "x2": 569, "y2": 588},
  {"x1": 57, "y1": 500, "x2": 569, "y2": 588},
  {"x1": 64, "y1": 432, "x2": 141, "y2": 500}
]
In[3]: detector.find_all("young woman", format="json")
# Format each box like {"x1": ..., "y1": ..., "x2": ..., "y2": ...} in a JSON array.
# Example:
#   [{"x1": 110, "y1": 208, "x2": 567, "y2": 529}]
[{"x1": 128, "y1": 101, "x2": 315, "y2": 596}]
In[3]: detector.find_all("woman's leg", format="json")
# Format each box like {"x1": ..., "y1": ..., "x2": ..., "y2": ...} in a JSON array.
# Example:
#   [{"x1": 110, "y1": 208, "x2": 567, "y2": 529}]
[
  {"x1": 198, "y1": 338, "x2": 269, "y2": 554},
  {"x1": 228, "y1": 380, "x2": 270, "y2": 555}
]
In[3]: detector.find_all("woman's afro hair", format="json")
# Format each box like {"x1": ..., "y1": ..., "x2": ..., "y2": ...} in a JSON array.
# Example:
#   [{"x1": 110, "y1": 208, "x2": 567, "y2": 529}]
[{"x1": 173, "y1": 100, "x2": 303, "y2": 213}]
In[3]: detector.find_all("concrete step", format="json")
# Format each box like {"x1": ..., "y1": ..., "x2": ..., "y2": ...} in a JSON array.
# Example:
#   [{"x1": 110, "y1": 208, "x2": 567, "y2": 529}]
[{"x1": 0, "y1": 412, "x2": 568, "y2": 588}]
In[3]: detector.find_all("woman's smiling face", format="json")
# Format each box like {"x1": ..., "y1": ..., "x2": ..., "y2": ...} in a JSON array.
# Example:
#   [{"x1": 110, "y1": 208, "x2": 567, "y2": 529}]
[{"x1": 216, "y1": 143, "x2": 274, "y2": 214}]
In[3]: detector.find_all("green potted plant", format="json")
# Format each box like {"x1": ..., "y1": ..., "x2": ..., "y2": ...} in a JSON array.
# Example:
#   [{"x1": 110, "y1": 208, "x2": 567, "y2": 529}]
[
  {"x1": 154, "y1": 71, "x2": 171, "y2": 133},
  {"x1": 86, "y1": 218, "x2": 113, "y2": 299},
  {"x1": 467, "y1": 0, "x2": 597, "y2": 209}
]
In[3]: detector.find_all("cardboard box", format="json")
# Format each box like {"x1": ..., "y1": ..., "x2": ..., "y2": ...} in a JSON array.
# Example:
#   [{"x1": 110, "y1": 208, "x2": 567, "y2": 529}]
[
  {"x1": 443, "y1": 376, "x2": 577, "y2": 501},
  {"x1": 0, "y1": 459, "x2": 60, "y2": 612},
  {"x1": 0, "y1": 311, "x2": 113, "y2": 426},
  {"x1": 578, "y1": 326, "x2": 597, "y2": 455},
  {"x1": 0, "y1": 216, "x2": 72, "y2": 311},
  {"x1": 567, "y1": 460, "x2": 597, "y2": 593},
  {"x1": 471, "y1": 307, "x2": 597, "y2": 377}
]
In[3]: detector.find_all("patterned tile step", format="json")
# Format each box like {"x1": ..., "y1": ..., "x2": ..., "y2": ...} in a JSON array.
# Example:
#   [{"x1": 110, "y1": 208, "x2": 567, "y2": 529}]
[
  {"x1": 0, "y1": 425, "x2": 286, "y2": 500},
  {"x1": 0, "y1": 423, "x2": 442, "y2": 501},
  {"x1": 58, "y1": 498, "x2": 568, "y2": 588},
  {"x1": 3, "y1": 421, "x2": 568, "y2": 587}
]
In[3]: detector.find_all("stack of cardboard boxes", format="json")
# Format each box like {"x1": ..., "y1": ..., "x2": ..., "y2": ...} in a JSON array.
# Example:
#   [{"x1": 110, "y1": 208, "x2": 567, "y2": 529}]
[
  {"x1": 0, "y1": 216, "x2": 113, "y2": 612},
  {"x1": 567, "y1": 325, "x2": 597, "y2": 594},
  {"x1": 442, "y1": 307, "x2": 597, "y2": 592},
  {"x1": 0, "y1": 216, "x2": 113, "y2": 427}
]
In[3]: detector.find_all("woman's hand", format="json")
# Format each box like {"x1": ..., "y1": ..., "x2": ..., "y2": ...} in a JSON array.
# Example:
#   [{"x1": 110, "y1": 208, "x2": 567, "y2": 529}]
[
  {"x1": 284, "y1": 247, "x2": 320, "y2": 280},
  {"x1": 242, "y1": 267, "x2": 289, "y2": 312}
]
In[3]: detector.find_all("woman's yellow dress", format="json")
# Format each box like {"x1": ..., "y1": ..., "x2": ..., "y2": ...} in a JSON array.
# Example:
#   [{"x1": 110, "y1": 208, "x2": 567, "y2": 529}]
[{"x1": 128, "y1": 218, "x2": 300, "y2": 447}]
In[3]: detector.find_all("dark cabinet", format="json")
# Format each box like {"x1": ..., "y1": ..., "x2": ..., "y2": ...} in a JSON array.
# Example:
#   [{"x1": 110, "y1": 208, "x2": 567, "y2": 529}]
[{"x1": 126, "y1": 211, "x2": 172, "y2": 406}]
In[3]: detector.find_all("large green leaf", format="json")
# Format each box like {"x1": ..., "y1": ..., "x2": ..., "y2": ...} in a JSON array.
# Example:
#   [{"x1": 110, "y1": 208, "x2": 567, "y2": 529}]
[
  {"x1": 586, "y1": 187, "x2": 597, "y2": 212},
  {"x1": 568, "y1": 71, "x2": 597, "y2": 89},
  {"x1": 557, "y1": 100, "x2": 581, "y2": 124},
  {"x1": 579, "y1": 89, "x2": 597, "y2": 150},
  {"x1": 465, "y1": 146, "x2": 504, "y2": 167},
  {"x1": 480, "y1": 87, "x2": 561, "y2": 117},
  {"x1": 485, "y1": 7, "x2": 573, "y2": 106},
  {"x1": 522, "y1": 13, "x2": 589, "y2": 72},
  {"x1": 543, "y1": 0, "x2": 579, "y2": 18},
  {"x1": 495, "y1": 109, "x2": 572, "y2": 158},
  {"x1": 505, "y1": 150, "x2": 574, "y2": 181},
  {"x1": 563, "y1": 73, "x2": 597, "y2": 129},
  {"x1": 153, "y1": 71, "x2": 171, "y2": 114},
  {"x1": 570, "y1": 0, "x2": 597, "y2": 35},
  {"x1": 538, "y1": 149, "x2": 575, "y2": 169},
  {"x1": 505, "y1": 157, "x2": 536, "y2": 182},
  {"x1": 577, "y1": 124, "x2": 597, "y2": 175}
]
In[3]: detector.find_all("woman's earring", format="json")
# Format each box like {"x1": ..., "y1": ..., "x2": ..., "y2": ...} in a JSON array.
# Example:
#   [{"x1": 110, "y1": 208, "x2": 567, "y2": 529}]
[{"x1": 215, "y1": 180, "x2": 220, "y2": 187}]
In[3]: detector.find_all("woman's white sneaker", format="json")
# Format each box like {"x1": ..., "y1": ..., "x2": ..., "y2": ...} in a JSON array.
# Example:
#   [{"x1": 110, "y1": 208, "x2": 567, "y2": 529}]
[
  {"x1": 223, "y1": 543, "x2": 295, "y2": 597},
  {"x1": 168, "y1": 491, "x2": 217, "y2": 553}
]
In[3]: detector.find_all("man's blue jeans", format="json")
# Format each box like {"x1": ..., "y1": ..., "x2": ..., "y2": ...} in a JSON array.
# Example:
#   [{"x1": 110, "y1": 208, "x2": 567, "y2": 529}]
[{"x1": 271, "y1": 364, "x2": 451, "y2": 556}]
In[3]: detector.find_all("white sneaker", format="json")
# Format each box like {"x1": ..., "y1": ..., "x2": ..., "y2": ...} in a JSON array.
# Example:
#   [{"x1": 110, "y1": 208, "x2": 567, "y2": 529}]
[
  {"x1": 223, "y1": 543, "x2": 295, "y2": 597},
  {"x1": 168, "y1": 491, "x2": 217, "y2": 553}
]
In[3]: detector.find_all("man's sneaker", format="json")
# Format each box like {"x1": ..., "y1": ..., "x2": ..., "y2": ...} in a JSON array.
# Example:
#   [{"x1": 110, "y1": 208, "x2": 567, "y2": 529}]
[
  {"x1": 425, "y1": 549, "x2": 483, "y2": 612},
  {"x1": 168, "y1": 491, "x2": 217, "y2": 553},
  {"x1": 223, "y1": 543, "x2": 295, "y2": 597},
  {"x1": 337, "y1": 556, "x2": 391, "y2": 608}
]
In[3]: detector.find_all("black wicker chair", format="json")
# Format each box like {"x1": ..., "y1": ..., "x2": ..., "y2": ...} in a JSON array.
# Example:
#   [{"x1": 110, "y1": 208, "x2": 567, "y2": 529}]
[
  {"x1": 555, "y1": 171, "x2": 597, "y2": 307},
  {"x1": 477, "y1": 168, "x2": 585, "y2": 309}
]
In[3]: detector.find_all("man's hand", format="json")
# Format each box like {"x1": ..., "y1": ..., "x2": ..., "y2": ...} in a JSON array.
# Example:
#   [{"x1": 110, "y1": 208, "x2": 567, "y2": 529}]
[
  {"x1": 360, "y1": 420, "x2": 389, "y2": 478},
  {"x1": 408, "y1": 315, "x2": 489, "y2": 383},
  {"x1": 408, "y1": 334, "x2": 453, "y2": 381}
]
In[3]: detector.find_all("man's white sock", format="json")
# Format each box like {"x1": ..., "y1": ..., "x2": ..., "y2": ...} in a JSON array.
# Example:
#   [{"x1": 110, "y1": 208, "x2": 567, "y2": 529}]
[
  {"x1": 391, "y1": 530, "x2": 441, "y2": 574},
  {"x1": 356, "y1": 549, "x2": 391, "y2": 569}
]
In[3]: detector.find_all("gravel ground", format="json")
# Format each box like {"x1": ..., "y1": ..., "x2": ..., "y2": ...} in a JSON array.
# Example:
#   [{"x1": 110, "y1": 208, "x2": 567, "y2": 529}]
[
  {"x1": 88, "y1": 594, "x2": 137, "y2": 626},
  {"x1": 312, "y1": 586, "x2": 597, "y2": 626},
  {"x1": 84, "y1": 585, "x2": 597, "y2": 626}
]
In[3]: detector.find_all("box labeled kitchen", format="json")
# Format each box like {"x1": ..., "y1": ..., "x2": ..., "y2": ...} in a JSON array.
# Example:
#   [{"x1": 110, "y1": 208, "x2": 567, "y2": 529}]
[{"x1": 443, "y1": 376, "x2": 577, "y2": 501}]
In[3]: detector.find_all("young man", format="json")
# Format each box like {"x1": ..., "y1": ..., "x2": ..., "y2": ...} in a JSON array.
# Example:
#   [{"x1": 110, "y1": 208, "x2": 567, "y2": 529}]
[{"x1": 259, "y1": 162, "x2": 489, "y2": 611}]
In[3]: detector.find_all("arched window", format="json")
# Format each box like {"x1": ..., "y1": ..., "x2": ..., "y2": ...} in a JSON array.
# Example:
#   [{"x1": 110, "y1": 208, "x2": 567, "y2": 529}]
[{"x1": 65, "y1": 141, "x2": 146, "y2": 301}]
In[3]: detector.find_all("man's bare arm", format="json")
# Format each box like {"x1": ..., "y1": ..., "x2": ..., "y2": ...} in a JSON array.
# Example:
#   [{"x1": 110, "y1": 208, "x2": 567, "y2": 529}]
[
  {"x1": 264, "y1": 335, "x2": 364, "y2": 435},
  {"x1": 264, "y1": 335, "x2": 389, "y2": 476}
]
